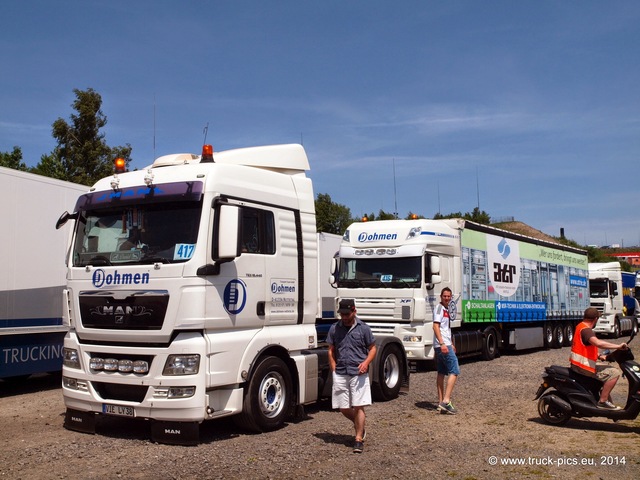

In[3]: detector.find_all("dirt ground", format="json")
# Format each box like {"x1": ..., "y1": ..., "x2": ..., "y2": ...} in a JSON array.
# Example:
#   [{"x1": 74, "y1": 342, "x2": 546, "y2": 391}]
[{"x1": 1, "y1": 340, "x2": 638, "y2": 480}]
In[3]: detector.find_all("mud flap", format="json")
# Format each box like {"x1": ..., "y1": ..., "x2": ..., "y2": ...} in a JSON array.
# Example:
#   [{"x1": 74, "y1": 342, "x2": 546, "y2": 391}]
[
  {"x1": 150, "y1": 420, "x2": 199, "y2": 446},
  {"x1": 64, "y1": 408, "x2": 96, "y2": 434}
]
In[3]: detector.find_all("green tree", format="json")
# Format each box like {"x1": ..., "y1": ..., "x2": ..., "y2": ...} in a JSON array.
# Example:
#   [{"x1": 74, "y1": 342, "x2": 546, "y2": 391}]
[
  {"x1": 0, "y1": 146, "x2": 28, "y2": 171},
  {"x1": 315, "y1": 193, "x2": 353, "y2": 234},
  {"x1": 362, "y1": 209, "x2": 397, "y2": 222},
  {"x1": 434, "y1": 207, "x2": 491, "y2": 224},
  {"x1": 34, "y1": 88, "x2": 132, "y2": 184}
]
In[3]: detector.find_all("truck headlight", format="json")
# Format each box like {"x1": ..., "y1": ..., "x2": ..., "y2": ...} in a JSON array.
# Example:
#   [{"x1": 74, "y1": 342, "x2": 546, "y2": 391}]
[
  {"x1": 403, "y1": 335, "x2": 423, "y2": 343},
  {"x1": 163, "y1": 354, "x2": 200, "y2": 375},
  {"x1": 63, "y1": 348, "x2": 81, "y2": 369}
]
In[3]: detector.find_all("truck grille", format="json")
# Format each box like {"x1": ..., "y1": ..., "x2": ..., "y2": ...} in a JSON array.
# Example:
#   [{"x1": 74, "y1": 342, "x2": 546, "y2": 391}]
[
  {"x1": 352, "y1": 297, "x2": 412, "y2": 330},
  {"x1": 79, "y1": 291, "x2": 169, "y2": 330}
]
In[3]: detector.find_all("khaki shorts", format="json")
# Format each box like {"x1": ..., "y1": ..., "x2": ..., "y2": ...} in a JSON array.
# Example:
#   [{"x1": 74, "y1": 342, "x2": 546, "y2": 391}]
[{"x1": 595, "y1": 364, "x2": 620, "y2": 382}]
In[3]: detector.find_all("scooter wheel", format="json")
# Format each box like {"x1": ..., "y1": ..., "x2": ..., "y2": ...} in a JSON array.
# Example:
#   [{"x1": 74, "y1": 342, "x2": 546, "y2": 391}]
[{"x1": 537, "y1": 393, "x2": 571, "y2": 426}]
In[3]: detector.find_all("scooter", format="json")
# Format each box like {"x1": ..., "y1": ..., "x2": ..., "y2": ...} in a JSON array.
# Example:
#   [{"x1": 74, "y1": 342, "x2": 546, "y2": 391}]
[{"x1": 535, "y1": 330, "x2": 640, "y2": 425}]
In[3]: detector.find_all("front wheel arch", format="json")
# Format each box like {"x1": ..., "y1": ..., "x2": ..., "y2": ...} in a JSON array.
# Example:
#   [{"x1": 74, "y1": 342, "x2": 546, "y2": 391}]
[{"x1": 233, "y1": 355, "x2": 293, "y2": 433}]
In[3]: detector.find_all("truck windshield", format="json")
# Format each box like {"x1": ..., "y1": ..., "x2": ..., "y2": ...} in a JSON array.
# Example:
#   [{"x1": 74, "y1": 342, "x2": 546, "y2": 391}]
[
  {"x1": 589, "y1": 279, "x2": 608, "y2": 298},
  {"x1": 72, "y1": 201, "x2": 201, "y2": 267},
  {"x1": 337, "y1": 257, "x2": 421, "y2": 288}
]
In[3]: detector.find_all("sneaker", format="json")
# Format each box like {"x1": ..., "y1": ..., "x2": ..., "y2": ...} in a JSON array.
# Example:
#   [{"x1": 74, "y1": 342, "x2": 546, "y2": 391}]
[
  {"x1": 353, "y1": 441, "x2": 364, "y2": 453},
  {"x1": 597, "y1": 401, "x2": 619, "y2": 410},
  {"x1": 437, "y1": 401, "x2": 457, "y2": 415}
]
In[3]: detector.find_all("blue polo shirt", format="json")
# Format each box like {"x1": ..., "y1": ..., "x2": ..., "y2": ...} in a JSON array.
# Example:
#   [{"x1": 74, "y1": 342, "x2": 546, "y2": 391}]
[{"x1": 326, "y1": 317, "x2": 375, "y2": 375}]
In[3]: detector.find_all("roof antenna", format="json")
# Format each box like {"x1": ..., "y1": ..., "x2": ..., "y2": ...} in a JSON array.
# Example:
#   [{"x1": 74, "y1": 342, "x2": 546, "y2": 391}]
[
  {"x1": 153, "y1": 94, "x2": 156, "y2": 160},
  {"x1": 203, "y1": 122, "x2": 209, "y2": 145},
  {"x1": 393, "y1": 158, "x2": 398, "y2": 219}
]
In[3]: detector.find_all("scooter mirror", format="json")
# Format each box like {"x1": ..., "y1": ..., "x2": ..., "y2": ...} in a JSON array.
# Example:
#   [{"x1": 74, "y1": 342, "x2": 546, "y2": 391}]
[{"x1": 629, "y1": 327, "x2": 636, "y2": 344}]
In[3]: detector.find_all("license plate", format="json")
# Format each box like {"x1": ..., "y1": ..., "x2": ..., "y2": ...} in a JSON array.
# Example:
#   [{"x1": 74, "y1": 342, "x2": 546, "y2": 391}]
[{"x1": 102, "y1": 404, "x2": 135, "y2": 417}]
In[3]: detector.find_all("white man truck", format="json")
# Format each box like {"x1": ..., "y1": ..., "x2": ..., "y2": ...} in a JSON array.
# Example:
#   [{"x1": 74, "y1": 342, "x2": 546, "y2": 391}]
[
  {"x1": 589, "y1": 262, "x2": 640, "y2": 337},
  {"x1": 0, "y1": 167, "x2": 86, "y2": 381},
  {"x1": 57, "y1": 144, "x2": 408, "y2": 445},
  {"x1": 332, "y1": 218, "x2": 590, "y2": 363}
]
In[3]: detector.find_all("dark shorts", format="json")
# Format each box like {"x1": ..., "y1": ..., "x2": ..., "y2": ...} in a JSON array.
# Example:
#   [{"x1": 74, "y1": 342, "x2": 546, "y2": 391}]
[{"x1": 435, "y1": 347, "x2": 460, "y2": 376}]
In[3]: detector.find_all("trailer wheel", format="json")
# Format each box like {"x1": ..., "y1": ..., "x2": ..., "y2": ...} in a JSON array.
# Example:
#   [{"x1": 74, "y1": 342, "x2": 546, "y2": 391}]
[
  {"x1": 537, "y1": 392, "x2": 571, "y2": 426},
  {"x1": 543, "y1": 323, "x2": 554, "y2": 349},
  {"x1": 563, "y1": 323, "x2": 574, "y2": 347},
  {"x1": 481, "y1": 327, "x2": 499, "y2": 361},
  {"x1": 371, "y1": 344, "x2": 402, "y2": 401},
  {"x1": 233, "y1": 356, "x2": 293, "y2": 433},
  {"x1": 552, "y1": 324, "x2": 564, "y2": 349}
]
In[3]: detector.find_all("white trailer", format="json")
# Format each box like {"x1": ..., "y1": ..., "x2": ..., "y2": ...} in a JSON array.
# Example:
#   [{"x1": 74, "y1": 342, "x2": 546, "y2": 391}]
[
  {"x1": 59, "y1": 145, "x2": 408, "y2": 444},
  {"x1": 0, "y1": 167, "x2": 86, "y2": 380},
  {"x1": 333, "y1": 218, "x2": 590, "y2": 362}
]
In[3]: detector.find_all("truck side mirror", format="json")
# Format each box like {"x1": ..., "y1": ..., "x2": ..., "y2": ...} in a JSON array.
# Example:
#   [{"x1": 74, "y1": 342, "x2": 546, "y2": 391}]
[
  {"x1": 430, "y1": 256, "x2": 440, "y2": 275},
  {"x1": 215, "y1": 204, "x2": 241, "y2": 260},
  {"x1": 426, "y1": 255, "x2": 442, "y2": 289},
  {"x1": 610, "y1": 280, "x2": 618, "y2": 297},
  {"x1": 329, "y1": 256, "x2": 338, "y2": 286},
  {"x1": 56, "y1": 211, "x2": 78, "y2": 230}
]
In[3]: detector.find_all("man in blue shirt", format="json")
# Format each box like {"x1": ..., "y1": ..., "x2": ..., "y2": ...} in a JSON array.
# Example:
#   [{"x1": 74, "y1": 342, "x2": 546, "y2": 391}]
[{"x1": 327, "y1": 299, "x2": 377, "y2": 453}]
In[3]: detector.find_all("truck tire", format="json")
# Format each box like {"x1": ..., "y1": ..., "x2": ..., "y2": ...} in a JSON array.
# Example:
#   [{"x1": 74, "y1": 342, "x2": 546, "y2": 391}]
[
  {"x1": 233, "y1": 356, "x2": 293, "y2": 433},
  {"x1": 563, "y1": 323, "x2": 574, "y2": 347},
  {"x1": 371, "y1": 344, "x2": 403, "y2": 401},
  {"x1": 552, "y1": 324, "x2": 564, "y2": 349},
  {"x1": 481, "y1": 327, "x2": 499, "y2": 361},
  {"x1": 543, "y1": 323, "x2": 554, "y2": 349},
  {"x1": 612, "y1": 319, "x2": 620, "y2": 339}
]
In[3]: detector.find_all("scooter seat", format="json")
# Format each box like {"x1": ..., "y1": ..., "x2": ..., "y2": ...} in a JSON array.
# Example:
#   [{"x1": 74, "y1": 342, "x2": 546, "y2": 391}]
[
  {"x1": 546, "y1": 365, "x2": 572, "y2": 377},
  {"x1": 546, "y1": 365, "x2": 604, "y2": 392}
]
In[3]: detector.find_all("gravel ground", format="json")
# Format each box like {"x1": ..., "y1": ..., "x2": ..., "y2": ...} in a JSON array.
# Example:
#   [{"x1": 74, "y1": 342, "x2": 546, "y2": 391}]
[{"x1": 1, "y1": 340, "x2": 639, "y2": 480}]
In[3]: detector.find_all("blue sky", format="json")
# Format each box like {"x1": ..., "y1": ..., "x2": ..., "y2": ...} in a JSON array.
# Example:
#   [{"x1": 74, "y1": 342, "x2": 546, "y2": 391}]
[{"x1": 2, "y1": 1, "x2": 639, "y2": 247}]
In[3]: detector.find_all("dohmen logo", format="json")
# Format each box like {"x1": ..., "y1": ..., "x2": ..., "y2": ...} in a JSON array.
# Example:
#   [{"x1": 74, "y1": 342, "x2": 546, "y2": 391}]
[
  {"x1": 92, "y1": 269, "x2": 150, "y2": 288},
  {"x1": 357, "y1": 231, "x2": 398, "y2": 243}
]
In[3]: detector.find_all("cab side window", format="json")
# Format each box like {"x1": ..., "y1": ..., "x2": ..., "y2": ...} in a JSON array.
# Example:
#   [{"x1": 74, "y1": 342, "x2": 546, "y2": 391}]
[{"x1": 241, "y1": 208, "x2": 275, "y2": 254}]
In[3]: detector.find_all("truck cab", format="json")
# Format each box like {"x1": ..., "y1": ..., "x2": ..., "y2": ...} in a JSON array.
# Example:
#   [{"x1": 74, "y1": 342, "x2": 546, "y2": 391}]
[{"x1": 589, "y1": 262, "x2": 637, "y2": 337}]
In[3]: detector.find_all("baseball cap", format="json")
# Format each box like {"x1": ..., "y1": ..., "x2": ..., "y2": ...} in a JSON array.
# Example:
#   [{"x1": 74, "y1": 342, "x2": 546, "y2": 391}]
[{"x1": 338, "y1": 299, "x2": 356, "y2": 314}]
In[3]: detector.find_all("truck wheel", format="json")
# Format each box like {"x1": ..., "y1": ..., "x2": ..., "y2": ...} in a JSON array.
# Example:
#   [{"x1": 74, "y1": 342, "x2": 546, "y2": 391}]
[
  {"x1": 234, "y1": 356, "x2": 293, "y2": 432},
  {"x1": 563, "y1": 323, "x2": 574, "y2": 347},
  {"x1": 372, "y1": 344, "x2": 402, "y2": 401},
  {"x1": 543, "y1": 323, "x2": 554, "y2": 349},
  {"x1": 552, "y1": 324, "x2": 564, "y2": 349},
  {"x1": 612, "y1": 320, "x2": 620, "y2": 339},
  {"x1": 481, "y1": 327, "x2": 498, "y2": 361}
]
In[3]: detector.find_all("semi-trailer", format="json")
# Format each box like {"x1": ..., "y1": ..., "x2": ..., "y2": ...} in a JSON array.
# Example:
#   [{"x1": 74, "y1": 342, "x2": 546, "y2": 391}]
[
  {"x1": 332, "y1": 218, "x2": 590, "y2": 363},
  {"x1": 0, "y1": 167, "x2": 87, "y2": 381}
]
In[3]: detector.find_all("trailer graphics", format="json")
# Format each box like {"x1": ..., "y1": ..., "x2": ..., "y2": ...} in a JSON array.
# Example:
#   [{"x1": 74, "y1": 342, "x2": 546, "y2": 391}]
[
  {"x1": 460, "y1": 229, "x2": 588, "y2": 325},
  {"x1": 334, "y1": 219, "x2": 589, "y2": 362},
  {"x1": 0, "y1": 167, "x2": 87, "y2": 380}
]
